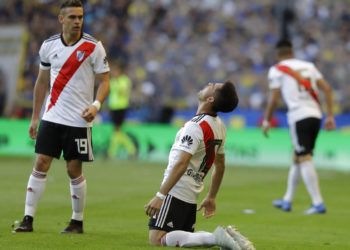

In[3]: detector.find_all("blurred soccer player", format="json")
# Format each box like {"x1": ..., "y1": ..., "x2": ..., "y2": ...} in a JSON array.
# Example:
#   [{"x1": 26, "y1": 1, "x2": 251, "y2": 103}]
[
  {"x1": 13, "y1": 0, "x2": 110, "y2": 233},
  {"x1": 262, "y1": 39, "x2": 336, "y2": 214},
  {"x1": 107, "y1": 61, "x2": 136, "y2": 159},
  {"x1": 145, "y1": 82, "x2": 254, "y2": 250}
]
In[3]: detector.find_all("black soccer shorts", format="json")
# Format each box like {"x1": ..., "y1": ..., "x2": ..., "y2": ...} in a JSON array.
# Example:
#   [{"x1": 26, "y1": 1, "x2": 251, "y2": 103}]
[
  {"x1": 35, "y1": 120, "x2": 94, "y2": 161},
  {"x1": 110, "y1": 109, "x2": 127, "y2": 127},
  {"x1": 290, "y1": 117, "x2": 321, "y2": 156},
  {"x1": 148, "y1": 195, "x2": 197, "y2": 232}
]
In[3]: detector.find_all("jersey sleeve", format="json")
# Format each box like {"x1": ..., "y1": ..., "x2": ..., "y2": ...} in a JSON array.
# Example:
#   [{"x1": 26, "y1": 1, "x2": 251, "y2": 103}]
[
  {"x1": 173, "y1": 122, "x2": 202, "y2": 155},
  {"x1": 91, "y1": 41, "x2": 110, "y2": 74},
  {"x1": 39, "y1": 42, "x2": 51, "y2": 70},
  {"x1": 311, "y1": 64, "x2": 323, "y2": 80},
  {"x1": 267, "y1": 66, "x2": 283, "y2": 89}
]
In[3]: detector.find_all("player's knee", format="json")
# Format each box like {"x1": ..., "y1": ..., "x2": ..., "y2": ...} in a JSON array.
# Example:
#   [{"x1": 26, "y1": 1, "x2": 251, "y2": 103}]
[
  {"x1": 66, "y1": 161, "x2": 82, "y2": 178},
  {"x1": 296, "y1": 154, "x2": 312, "y2": 163},
  {"x1": 149, "y1": 232, "x2": 164, "y2": 246},
  {"x1": 66, "y1": 168, "x2": 81, "y2": 179},
  {"x1": 35, "y1": 156, "x2": 51, "y2": 172}
]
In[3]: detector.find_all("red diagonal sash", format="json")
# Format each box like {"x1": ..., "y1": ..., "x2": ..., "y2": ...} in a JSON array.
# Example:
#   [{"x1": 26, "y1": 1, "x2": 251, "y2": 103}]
[
  {"x1": 199, "y1": 121, "x2": 215, "y2": 176},
  {"x1": 276, "y1": 64, "x2": 320, "y2": 104},
  {"x1": 47, "y1": 41, "x2": 96, "y2": 111}
]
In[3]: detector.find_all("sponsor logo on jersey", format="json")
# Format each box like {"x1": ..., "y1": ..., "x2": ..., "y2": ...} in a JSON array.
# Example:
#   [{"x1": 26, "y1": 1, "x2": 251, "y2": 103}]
[
  {"x1": 76, "y1": 50, "x2": 85, "y2": 62},
  {"x1": 186, "y1": 169, "x2": 204, "y2": 183},
  {"x1": 181, "y1": 135, "x2": 193, "y2": 146},
  {"x1": 166, "y1": 221, "x2": 174, "y2": 228}
]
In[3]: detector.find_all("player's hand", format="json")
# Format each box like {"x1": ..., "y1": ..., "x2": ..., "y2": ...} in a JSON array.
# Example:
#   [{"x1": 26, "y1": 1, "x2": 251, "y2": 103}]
[
  {"x1": 29, "y1": 119, "x2": 39, "y2": 139},
  {"x1": 261, "y1": 119, "x2": 270, "y2": 138},
  {"x1": 144, "y1": 196, "x2": 163, "y2": 217},
  {"x1": 198, "y1": 197, "x2": 216, "y2": 218},
  {"x1": 81, "y1": 105, "x2": 98, "y2": 122},
  {"x1": 324, "y1": 115, "x2": 336, "y2": 131}
]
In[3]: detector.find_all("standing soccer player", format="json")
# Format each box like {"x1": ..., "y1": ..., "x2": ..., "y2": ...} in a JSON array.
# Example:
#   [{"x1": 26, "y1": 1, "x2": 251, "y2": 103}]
[
  {"x1": 145, "y1": 82, "x2": 255, "y2": 250},
  {"x1": 262, "y1": 39, "x2": 336, "y2": 214},
  {"x1": 108, "y1": 61, "x2": 136, "y2": 159},
  {"x1": 13, "y1": 0, "x2": 110, "y2": 233}
]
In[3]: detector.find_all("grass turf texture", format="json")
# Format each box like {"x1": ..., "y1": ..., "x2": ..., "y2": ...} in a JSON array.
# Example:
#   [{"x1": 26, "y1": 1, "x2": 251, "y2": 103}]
[{"x1": 0, "y1": 157, "x2": 349, "y2": 249}]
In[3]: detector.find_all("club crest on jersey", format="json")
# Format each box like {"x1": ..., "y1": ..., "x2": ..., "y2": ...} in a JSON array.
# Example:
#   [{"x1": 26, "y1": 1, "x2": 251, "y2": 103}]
[{"x1": 76, "y1": 50, "x2": 85, "y2": 62}]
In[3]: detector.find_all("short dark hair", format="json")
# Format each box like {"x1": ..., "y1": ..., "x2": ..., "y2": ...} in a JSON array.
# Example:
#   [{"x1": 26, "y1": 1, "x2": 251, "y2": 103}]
[
  {"x1": 275, "y1": 39, "x2": 293, "y2": 56},
  {"x1": 60, "y1": 0, "x2": 83, "y2": 9},
  {"x1": 212, "y1": 81, "x2": 239, "y2": 113},
  {"x1": 275, "y1": 39, "x2": 292, "y2": 49}
]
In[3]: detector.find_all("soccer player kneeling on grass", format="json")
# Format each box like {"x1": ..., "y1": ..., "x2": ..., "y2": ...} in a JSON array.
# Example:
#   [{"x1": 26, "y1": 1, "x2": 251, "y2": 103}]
[{"x1": 144, "y1": 81, "x2": 255, "y2": 250}]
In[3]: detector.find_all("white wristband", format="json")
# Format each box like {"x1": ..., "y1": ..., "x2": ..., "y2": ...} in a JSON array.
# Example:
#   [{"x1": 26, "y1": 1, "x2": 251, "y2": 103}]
[
  {"x1": 156, "y1": 192, "x2": 166, "y2": 200},
  {"x1": 92, "y1": 100, "x2": 101, "y2": 111},
  {"x1": 262, "y1": 119, "x2": 270, "y2": 128}
]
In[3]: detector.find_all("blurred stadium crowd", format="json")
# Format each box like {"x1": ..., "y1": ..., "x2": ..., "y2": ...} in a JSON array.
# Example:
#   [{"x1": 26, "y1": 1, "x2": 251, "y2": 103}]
[{"x1": 1, "y1": 0, "x2": 350, "y2": 121}]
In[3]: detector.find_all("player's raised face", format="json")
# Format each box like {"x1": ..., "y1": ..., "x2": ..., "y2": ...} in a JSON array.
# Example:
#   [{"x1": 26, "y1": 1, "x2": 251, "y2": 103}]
[
  {"x1": 198, "y1": 82, "x2": 223, "y2": 101},
  {"x1": 59, "y1": 7, "x2": 83, "y2": 35}
]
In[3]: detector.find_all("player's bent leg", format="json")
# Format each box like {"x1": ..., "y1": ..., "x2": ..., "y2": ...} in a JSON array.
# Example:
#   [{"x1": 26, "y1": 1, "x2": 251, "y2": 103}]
[
  {"x1": 298, "y1": 155, "x2": 325, "y2": 213},
  {"x1": 149, "y1": 229, "x2": 167, "y2": 246},
  {"x1": 283, "y1": 162, "x2": 300, "y2": 202},
  {"x1": 164, "y1": 230, "x2": 217, "y2": 248},
  {"x1": 149, "y1": 227, "x2": 240, "y2": 249}
]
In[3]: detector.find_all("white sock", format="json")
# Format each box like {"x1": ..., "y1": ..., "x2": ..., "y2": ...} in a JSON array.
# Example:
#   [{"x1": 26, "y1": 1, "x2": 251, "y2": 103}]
[
  {"x1": 162, "y1": 230, "x2": 216, "y2": 247},
  {"x1": 283, "y1": 163, "x2": 300, "y2": 202},
  {"x1": 70, "y1": 175, "x2": 86, "y2": 221},
  {"x1": 300, "y1": 160, "x2": 323, "y2": 205},
  {"x1": 25, "y1": 169, "x2": 47, "y2": 217}
]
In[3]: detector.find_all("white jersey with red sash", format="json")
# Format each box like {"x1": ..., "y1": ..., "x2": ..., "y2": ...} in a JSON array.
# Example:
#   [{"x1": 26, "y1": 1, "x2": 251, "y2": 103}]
[
  {"x1": 163, "y1": 114, "x2": 226, "y2": 204},
  {"x1": 268, "y1": 58, "x2": 322, "y2": 124},
  {"x1": 39, "y1": 33, "x2": 110, "y2": 127}
]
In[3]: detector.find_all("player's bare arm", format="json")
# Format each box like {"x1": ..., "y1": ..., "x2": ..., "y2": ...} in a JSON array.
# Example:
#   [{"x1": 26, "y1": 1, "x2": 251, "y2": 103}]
[
  {"x1": 262, "y1": 88, "x2": 280, "y2": 137},
  {"x1": 199, "y1": 153, "x2": 225, "y2": 218},
  {"x1": 316, "y1": 79, "x2": 336, "y2": 130},
  {"x1": 145, "y1": 151, "x2": 192, "y2": 217},
  {"x1": 29, "y1": 69, "x2": 50, "y2": 139},
  {"x1": 82, "y1": 72, "x2": 110, "y2": 122}
]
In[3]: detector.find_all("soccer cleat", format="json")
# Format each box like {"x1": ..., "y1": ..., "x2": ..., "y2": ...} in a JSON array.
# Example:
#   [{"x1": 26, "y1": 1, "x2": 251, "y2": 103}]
[
  {"x1": 273, "y1": 199, "x2": 292, "y2": 212},
  {"x1": 304, "y1": 203, "x2": 326, "y2": 215},
  {"x1": 12, "y1": 215, "x2": 33, "y2": 233},
  {"x1": 225, "y1": 225, "x2": 255, "y2": 250},
  {"x1": 213, "y1": 226, "x2": 241, "y2": 250},
  {"x1": 61, "y1": 219, "x2": 83, "y2": 234}
]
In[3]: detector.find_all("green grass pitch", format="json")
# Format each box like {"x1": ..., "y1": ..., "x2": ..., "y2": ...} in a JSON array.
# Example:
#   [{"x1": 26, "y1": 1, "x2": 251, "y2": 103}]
[{"x1": 0, "y1": 157, "x2": 349, "y2": 249}]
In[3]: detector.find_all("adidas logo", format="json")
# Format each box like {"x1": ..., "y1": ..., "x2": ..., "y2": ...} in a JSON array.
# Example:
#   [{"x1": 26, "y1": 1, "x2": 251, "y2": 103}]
[
  {"x1": 181, "y1": 135, "x2": 193, "y2": 146},
  {"x1": 167, "y1": 221, "x2": 174, "y2": 228}
]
